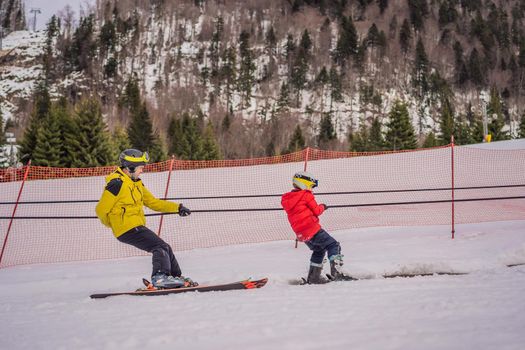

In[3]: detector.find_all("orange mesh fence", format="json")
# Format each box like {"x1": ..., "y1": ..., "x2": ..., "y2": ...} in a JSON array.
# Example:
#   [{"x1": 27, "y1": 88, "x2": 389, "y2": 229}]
[{"x1": 1, "y1": 146, "x2": 524, "y2": 268}]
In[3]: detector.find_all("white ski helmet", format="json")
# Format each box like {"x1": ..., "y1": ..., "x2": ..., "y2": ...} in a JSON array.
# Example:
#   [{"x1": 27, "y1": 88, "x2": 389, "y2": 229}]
[{"x1": 293, "y1": 171, "x2": 318, "y2": 190}]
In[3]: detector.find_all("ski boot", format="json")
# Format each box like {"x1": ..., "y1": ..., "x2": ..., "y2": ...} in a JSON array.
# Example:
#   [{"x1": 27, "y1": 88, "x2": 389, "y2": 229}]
[
  {"x1": 151, "y1": 272, "x2": 185, "y2": 289},
  {"x1": 306, "y1": 262, "x2": 330, "y2": 284},
  {"x1": 181, "y1": 276, "x2": 199, "y2": 287},
  {"x1": 327, "y1": 254, "x2": 357, "y2": 281}
]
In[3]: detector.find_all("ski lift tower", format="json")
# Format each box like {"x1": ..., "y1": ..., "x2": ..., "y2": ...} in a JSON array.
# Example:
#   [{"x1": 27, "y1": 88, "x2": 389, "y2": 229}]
[
  {"x1": 479, "y1": 90, "x2": 490, "y2": 143},
  {"x1": 30, "y1": 8, "x2": 41, "y2": 32}
]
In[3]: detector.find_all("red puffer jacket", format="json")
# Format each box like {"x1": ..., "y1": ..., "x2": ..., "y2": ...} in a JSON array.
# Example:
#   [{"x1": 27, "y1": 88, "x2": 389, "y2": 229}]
[{"x1": 281, "y1": 189, "x2": 325, "y2": 242}]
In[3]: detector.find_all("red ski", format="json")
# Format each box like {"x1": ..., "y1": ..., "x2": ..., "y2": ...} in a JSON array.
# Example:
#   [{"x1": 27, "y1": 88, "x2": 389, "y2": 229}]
[{"x1": 90, "y1": 277, "x2": 268, "y2": 299}]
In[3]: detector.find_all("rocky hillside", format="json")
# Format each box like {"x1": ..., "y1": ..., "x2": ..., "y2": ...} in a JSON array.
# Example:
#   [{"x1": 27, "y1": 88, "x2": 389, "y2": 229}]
[{"x1": 1, "y1": 0, "x2": 525, "y2": 164}]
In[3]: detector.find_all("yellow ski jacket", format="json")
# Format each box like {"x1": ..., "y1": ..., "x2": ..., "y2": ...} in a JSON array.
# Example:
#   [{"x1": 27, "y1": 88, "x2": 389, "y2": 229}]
[{"x1": 95, "y1": 168, "x2": 180, "y2": 237}]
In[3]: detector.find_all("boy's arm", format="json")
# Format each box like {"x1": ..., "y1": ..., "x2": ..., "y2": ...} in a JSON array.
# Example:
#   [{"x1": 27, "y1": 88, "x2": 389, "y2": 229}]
[
  {"x1": 142, "y1": 184, "x2": 180, "y2": 213},
  {"x1": 305, "y1": 191, "x2": 326, "y2": 216},
  {"x1": 95, "y1": 179, "x2": 121, "y2": 227}
]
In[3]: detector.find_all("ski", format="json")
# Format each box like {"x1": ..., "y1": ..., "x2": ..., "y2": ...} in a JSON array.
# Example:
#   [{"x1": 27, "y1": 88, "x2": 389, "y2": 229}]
[
  {"x1": 289, "y1": 274, "x2": 359, "y2": 286},
  {"x1": 90, "y1": 277, "x2": 268, "y2": 299},
  {"x1": 289, "y1": 271, "x2": 470, "y2": 285}
]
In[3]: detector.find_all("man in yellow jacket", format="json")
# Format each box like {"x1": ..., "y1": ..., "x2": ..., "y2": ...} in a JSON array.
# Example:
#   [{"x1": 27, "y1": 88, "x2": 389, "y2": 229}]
[{"x1": 96, "y1": 149, "x2": 192, "y2": 289}]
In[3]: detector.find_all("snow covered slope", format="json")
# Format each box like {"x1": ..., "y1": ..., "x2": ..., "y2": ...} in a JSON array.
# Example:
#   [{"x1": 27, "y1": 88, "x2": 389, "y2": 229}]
[
  {"x1": 0, "y1": 140, "x2": 524, "y2": 350},
  {"x1": 0, "y1": 221, "x2": 524, "y2": 350}
]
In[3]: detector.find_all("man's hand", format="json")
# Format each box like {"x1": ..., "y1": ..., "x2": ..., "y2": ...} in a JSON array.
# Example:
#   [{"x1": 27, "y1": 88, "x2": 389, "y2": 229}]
[{"x1": 178, "y1": 204, "x2": 191, "y2": 217}]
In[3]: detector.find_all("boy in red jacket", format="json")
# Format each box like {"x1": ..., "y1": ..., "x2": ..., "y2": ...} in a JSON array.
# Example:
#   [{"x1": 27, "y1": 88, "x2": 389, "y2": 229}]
[{"x1": 281, "y1": 171, "x2": 348, "y2": 284}]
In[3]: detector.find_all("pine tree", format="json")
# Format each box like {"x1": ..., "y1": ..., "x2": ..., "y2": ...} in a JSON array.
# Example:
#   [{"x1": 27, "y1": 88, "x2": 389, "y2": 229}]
[
  {"x1": 519, "y1": 113, "x2": 525, "y2": 138},
  {"x1": 19, "y1": 80, "x2": 51, "y2": 163},
  {"x1": 237, "y1": 30, "x2": 256, "y2": 108},
  {"x1": 487, "y1": 88, "x2": 509, "y2": 141},
  {"x1": 399, "y1": 19, "x2": 412, "y2": 54},
  {"x1": 378, "y1": 0, "x2": 388, "y2": 14},
  {"x1": 69, "y1": 98, "x2": 113, "y2": 167},
  {"x1": 68, "y1": 14, "x2": 97, "y2": 73},
  {"x1": 413, "y1": 38, "x2": 429, "y2": 96},
  {"x1": 453, "y1": 41, "x2": 468, "y2": 86},
  {"x1": 32, "y1": 108, "x2": 64, "y2": 167},
  {"x1": 438, "y1": 99, "x2": 455, "y2": 145},
  {"x1": 0, "y1": 110, "x2": 6, "y2": 147},
  {"x1": 168, "y1": 113, "x2": 205, "y2": 160},
  {"x1": 369, "y1": 117, "x2": 385, "y2": 151},
  {"x1": 350, "y1": 123, "x2": 370, "y2": 152},
  {"x1": 123, "y1": 78, "x2": 164, "y2": 162},
  {"x1": 221, "y1": 46, "x2": 237, "y2": 112},
  {"x1": 318, "y1": 112, "x2": 336, "y2": 149},
  {"x1": 127, "y1": 102, "x2": 154, "y2": 152},
  {"x1": 201, "y1": 122, "x2": 221, "y2": 160},
  {"x1": 333, "y1": 15, "x2": 358, "y2": 66},
  {"x1": 468, "y1": 48, "x2": 485, "y2": 86},
  {"x1": 455, "y1": 114, "x2": 473, "y2": 145},
  {"x1": 438, "y1": 0, "x2": 458, "y2": 27},
  {"x1": 209, "y1": 16, "x2": 224, "y2": 92},
  {"x1": 385, "y1": 100, "x2": 418, "y2": 150},
  {"x1": 422, "y1": 132, "x2": 438, "y2": 148},
  {"x1": 290, "y1": 30, "x2": 312, "y2": 97},
  {"x1": 284, "y1": 33, "x2": 296, "y2": 62},
  {"x1": 277, "y1": 82, "x2": 291, "y2": 114},
  {"x1": 0, "y1": 109, "x2": 7, "y2": 168},
  {"x1": 55, "y1": 100, "x2": 80, "y2": 167},
  {"x1": 408, "y1": 0, "x2": 428, "y2": 32},
  {"x1": 329, "y1": 67, "x2": 343, "y2": 103},
  {"x1": 111, "y1": 127, "x2": 131, "y2": 162},
  {"x1": 286, "y1": 125, "x2": 306, "y2": 153}
]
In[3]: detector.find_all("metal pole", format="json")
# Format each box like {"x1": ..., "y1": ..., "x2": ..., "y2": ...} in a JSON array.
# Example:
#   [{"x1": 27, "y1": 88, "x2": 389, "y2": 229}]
[
  {"x1": 157, "y1": 156, "x2": 175, "y2": 237},
  {"x1": 480, "y1": 91, "x2": 489, "y2": 142},
  {"x1": 451, "y1": 136, "x2": 455, "y2": 239}
]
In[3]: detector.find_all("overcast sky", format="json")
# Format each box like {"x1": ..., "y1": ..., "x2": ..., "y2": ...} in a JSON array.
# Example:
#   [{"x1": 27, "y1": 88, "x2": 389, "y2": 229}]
[{"x1": 24, "y1": 0, "x2": 95, "y2": 31}]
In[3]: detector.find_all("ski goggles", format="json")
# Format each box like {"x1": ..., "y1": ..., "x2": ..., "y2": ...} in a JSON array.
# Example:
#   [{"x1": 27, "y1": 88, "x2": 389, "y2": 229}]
[
  {"x1": 294, "y1": 174, "x2": 318, "y2": 188},
  {"x1": 123, "y1": 151, "x2": 150, "y2": 164}
]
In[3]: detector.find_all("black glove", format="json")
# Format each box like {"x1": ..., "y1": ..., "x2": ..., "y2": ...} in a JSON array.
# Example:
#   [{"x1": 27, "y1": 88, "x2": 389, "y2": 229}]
[
  {"x1": 321, "y1": 204, "x2": 328, "y2": 210},
  {"x1": 178, "y1": 204, "x2": 191, "y2": 217}
]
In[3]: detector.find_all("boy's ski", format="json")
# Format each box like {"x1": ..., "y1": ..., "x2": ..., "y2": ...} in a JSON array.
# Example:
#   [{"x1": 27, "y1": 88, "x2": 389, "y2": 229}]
[
  {"x1": 290, "y1": 274, "x2": 359, "y2": 285},
  {"x1": 90, "y1": 277, "x2": 268, "y2": 299}
]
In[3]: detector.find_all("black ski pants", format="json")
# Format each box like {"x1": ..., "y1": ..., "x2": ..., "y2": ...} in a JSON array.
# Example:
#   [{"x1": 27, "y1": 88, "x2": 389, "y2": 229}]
[
  {"x1": 117, "y1": 226, "x2": 182, "y2": 278},
  {"x1": 305, "y1": 228, "x2": 341, "y2": 265}
]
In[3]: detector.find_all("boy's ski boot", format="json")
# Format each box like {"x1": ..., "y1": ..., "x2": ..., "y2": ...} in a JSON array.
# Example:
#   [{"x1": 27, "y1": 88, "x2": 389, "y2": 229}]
[
  {"x1": 327, "y1": 254, "x2": 356, "y2": 281},
  {"x1": 151, "y1": 272, "x2": 185, "y2": 289},
  {"x1": 306, "y1": 262, "x2": 330, "y2": 284}
]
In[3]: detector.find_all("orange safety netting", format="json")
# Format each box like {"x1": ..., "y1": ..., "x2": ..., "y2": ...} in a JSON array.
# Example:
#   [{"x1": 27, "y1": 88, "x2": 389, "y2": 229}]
[{"x1": 1, "y1": 146, "x2": 524, "y2": 268}]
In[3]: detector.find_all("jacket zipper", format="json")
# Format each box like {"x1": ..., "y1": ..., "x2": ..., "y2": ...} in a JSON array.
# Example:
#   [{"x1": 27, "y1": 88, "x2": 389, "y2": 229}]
[
  {"x1": 129, "y1": 188, "x2": 137, "y2": 204},
  {"x1": 121, "y1": 207, "x2": 126, "y2": 221}
]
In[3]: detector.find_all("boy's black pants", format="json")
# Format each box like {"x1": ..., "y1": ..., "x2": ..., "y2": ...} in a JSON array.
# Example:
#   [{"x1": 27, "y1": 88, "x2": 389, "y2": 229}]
[{"x1": 117, "y1": 226, "x2": 182, "y2": 278}]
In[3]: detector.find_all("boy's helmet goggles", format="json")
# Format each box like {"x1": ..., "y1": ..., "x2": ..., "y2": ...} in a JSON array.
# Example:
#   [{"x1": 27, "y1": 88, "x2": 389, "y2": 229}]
[{"x1": 293, "y1": 171, "x2": 318, "y2": 190}]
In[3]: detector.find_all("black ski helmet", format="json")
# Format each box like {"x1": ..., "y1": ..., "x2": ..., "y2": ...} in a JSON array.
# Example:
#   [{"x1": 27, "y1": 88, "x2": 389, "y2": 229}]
[{"x1": 119, "y1": 149, "x2": 149, "y2": 171}]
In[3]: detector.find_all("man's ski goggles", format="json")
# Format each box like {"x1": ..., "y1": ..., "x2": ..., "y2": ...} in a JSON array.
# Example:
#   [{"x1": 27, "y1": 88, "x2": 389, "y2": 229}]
[{"x1": 123, "y1": 152, "x2": 150, "y2": 164}]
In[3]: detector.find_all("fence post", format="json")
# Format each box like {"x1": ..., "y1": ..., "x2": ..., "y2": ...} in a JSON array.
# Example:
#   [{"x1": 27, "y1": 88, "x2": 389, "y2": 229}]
[
  {"x1": 0, "y1": 161, "x2": 31, "y2": 267},
  {"x1": 303, "y1": 147, "x2": 310, "y2": 171},
  {"x1": 451, "y1": 136, "x2": 455, "y2": 239},
  {"x1": 157, "y1": 156, "x2": 175, "y2": 237}
]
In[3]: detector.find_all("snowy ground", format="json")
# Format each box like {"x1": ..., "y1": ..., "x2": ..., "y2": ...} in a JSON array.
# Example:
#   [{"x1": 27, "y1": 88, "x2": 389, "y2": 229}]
[
  {"x1": 0, "y1": 221, "x2": 524, "y2": 350},
  {"x1": 1, "y1": 139, "x2": 524, "y2": 349}
]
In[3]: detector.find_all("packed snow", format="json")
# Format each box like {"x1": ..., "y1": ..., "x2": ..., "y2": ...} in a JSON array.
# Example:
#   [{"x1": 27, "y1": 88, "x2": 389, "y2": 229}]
[{"x1": 0, "y1": 140, "x2": 524, "y2": 350}]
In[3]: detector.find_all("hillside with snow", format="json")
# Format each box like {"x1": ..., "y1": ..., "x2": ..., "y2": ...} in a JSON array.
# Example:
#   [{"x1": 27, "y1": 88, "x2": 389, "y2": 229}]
[
  {"x1": 0, "y1": 140, "x2": 524, "y2": 350},
  {"x1": 2, "y1": 0, "x2": 525, "y2": 163}
]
